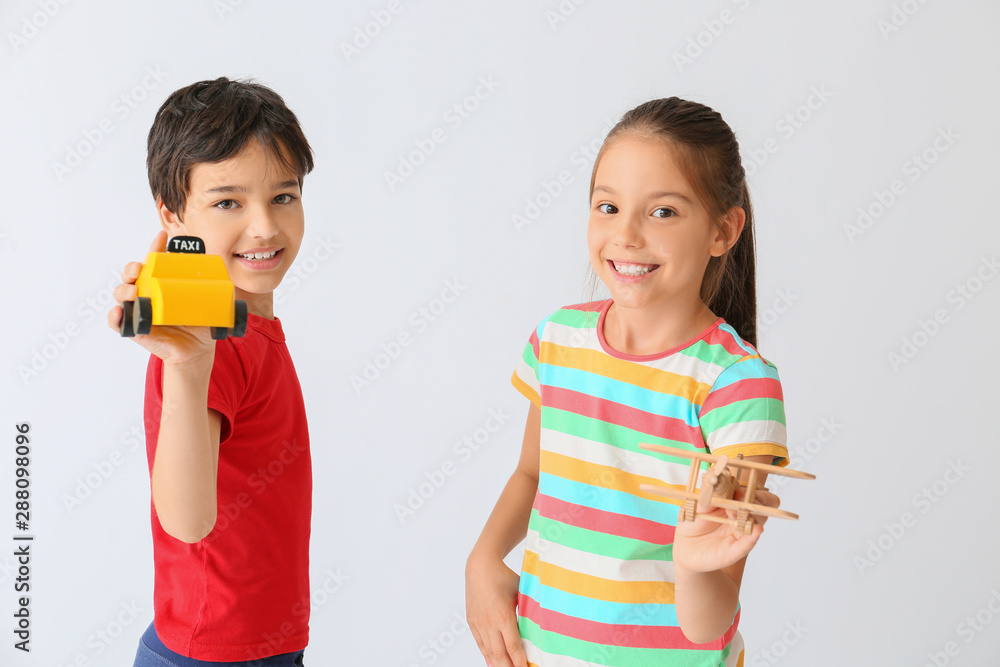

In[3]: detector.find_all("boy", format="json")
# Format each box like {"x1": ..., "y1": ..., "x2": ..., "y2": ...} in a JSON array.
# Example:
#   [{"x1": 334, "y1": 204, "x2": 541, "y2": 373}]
[{"x1": 108, "y1": 77, "x2": 314, "y2": 666}]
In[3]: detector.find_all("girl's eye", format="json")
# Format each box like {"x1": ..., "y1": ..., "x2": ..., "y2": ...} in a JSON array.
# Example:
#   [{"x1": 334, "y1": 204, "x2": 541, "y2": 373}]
[
  {"x1": 652, "y1": 207, "x2": 675, "y2": 219},
  {"x1": 215, "y1": 199, "x2": 238, "y2": 210},
  {"x1": 597, "y1": 203, "x2": 618, "y2": 214},
  {"x1": 274, "y1": 193, "x2": 296, "y2": 205}
]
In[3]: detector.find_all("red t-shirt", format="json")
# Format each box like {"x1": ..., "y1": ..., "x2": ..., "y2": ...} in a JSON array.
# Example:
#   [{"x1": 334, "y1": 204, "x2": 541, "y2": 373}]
[{"x1": 143, "y1": 315, "x2": 312, "y2": 661}]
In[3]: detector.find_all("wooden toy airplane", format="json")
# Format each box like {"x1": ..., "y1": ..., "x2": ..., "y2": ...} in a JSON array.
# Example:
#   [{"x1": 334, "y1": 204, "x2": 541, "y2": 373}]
[{"x1": 638, "y1": 444, "x2": 816, "y2": 535}]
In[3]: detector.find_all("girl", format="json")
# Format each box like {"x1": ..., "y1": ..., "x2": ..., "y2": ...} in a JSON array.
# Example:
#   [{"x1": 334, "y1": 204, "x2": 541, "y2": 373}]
[{"x1": 466, "y1": 97, "x2": 789, "y2": 667}]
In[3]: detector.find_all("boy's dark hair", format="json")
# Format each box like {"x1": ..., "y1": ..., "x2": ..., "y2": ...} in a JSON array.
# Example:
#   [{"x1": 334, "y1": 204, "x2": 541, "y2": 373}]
[
  {"x1": 147, "y1": 77, "x2": 314, "y2": 216},
  {"x1": 590, "y1": 97, "x2": 759, "y2": 347}
]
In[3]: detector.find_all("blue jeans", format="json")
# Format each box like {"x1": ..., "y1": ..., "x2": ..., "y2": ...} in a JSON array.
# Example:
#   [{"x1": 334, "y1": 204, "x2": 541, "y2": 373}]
[{"x1": 133, "y1": 623, "x2": 305, "y2": 666}]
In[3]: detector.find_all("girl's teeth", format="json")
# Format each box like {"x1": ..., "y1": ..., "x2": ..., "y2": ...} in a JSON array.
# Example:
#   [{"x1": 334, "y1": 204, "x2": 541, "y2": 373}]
[{"x1": 613, "y1": 262, "x2": 653, "y2": 276}]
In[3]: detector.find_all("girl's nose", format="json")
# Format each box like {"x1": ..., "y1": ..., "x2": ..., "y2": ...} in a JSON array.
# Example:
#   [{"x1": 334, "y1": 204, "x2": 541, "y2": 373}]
[{"x1": 613, "y1": 212, "x2": 643, "y2": 247}]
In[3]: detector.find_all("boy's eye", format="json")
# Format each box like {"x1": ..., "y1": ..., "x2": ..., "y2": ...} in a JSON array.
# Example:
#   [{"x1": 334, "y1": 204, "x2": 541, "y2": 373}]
[
  {"x1": 652, "y1": 207, "x2": 675, "y2": 219},
  {"x1": 215, "y1": 199, "x2": 238, "y2": 210},
  {"x1": 273, "y1": 193, "x2": 296, "y2": 205},
  {"x1": 597, "y1": 203, "x2": 618, "y2": 214}
]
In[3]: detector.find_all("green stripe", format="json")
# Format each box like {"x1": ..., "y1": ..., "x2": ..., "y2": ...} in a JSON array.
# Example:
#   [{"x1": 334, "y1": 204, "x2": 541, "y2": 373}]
[
  {"x1": 548, "y1": 308, "x2": 600, "y2": 329},
  {"x1": 519, "y1": 616, "x2": 731, "y2": 667},
  {"x1": 529, "y1": 509, "x2": 672, "y2": 561},
  {"x1": 700, "y1": 397, "x2": 785, "y2": 432},
  {"x1": 542, "y1": 407, "x2": 701, "y2": 455},
  {"x1": 678, "y1": 338, "x2": 745, "y2": 367}
]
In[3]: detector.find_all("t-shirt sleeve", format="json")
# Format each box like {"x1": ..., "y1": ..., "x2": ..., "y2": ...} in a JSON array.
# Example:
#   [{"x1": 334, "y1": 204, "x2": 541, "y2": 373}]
[
  {"x1": 511, "y1": 324, "x2": 543, "y2": 407},
  {"x1": 207, "y1": 340, "x2": 247, "y2": 445},
  {"x1": 699, "y1": 355, "x2": 788, "y2": 466}
]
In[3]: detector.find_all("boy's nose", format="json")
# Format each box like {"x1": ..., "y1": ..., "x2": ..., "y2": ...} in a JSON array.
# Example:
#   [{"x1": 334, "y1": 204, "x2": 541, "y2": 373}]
[{"x1": 247, "y1": 210, "x2": 279, "y2": 239}]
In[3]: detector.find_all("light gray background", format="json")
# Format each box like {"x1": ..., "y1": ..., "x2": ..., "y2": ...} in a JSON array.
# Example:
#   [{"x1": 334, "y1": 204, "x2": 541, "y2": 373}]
[{"x1": 2, "y1": 1, "x2": 998, "y2": 665}]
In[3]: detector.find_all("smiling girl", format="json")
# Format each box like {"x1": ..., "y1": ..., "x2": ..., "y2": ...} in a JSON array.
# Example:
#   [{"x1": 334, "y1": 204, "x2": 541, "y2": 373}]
[{"x1": 466, "y1": 97, "x2": 789, "y2": 667}]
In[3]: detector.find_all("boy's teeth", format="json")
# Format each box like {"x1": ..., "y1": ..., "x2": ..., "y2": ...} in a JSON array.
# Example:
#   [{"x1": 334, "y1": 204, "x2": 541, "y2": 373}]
[
  {"x1": 240, "y1": 250, "x2": 278, "y2": 260},
  {"x1": 613, "y1": 262, "x2": 654, "y2": 276}
]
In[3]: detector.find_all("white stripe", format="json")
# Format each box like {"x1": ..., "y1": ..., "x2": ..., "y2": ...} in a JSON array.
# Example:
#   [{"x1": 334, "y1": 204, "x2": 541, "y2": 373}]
[
  {"x1": 542, "y1": 429, "x2": 695, "y2": 487},
  {"x1": 707, "y1": 421, "x2": 786, "y2": 451},
  {"x1": 542, "y1": 319, "x2": 730, "y2": 385},
  {"x1": 726, "y1": 631, "x2": 744, "y2": 667},
  {"x1": 526, "y1": 529, "x2": 674, "y2": 583}
]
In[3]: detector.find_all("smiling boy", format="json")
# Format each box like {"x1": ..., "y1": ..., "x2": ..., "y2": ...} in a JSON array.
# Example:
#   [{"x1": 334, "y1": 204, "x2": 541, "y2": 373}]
[{"x1": 109, "y1": 78, "x2": 314, "y2": 666}]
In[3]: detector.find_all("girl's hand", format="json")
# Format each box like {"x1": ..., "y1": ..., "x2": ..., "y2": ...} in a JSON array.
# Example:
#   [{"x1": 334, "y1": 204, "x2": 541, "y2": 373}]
[
  {"x1": 107, "y1": 231, "x2": 215, "y2": 368},
  {"x1": 466, "y1": 553, "x2": 527, "y2": 667},
  {"x1": 673, "y1": 487, "x2": 781, "y2": 573}
]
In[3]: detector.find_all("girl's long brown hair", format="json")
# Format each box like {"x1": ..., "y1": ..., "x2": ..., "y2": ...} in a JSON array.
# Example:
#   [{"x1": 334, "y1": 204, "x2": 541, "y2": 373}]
[{"x1": 590, "y1": 97, "x2": 758, "y2": 347}]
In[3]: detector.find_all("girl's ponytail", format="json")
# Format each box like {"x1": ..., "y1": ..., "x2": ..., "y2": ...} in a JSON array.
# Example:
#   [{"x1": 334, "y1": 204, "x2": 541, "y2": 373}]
[{"x1": 704, "y1": 182, "x2": 757, "y2": 347}]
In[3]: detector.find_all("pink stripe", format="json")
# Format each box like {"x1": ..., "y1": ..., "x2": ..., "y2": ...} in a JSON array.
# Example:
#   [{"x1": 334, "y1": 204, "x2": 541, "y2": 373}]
[
  {"x1": 545, "y1": 386, "x2": 702, "y2": 444},
  {"x1": 701, "y1": 377, "x2": 782, "y2": 416},
  {"x1": 536, "y1": 494, "x2": 674, "y2": 545},
  {"x1": 519, "y1": 593, "x2": 740, "y2": 650}
]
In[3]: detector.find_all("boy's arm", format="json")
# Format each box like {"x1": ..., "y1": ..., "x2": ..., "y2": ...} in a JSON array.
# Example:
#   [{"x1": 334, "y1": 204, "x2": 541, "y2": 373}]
[
  {"x1": 152, "y1": 358, "x2": 222, "y2": 544},
  {"x1": 110, "y1": 231, "x2": 222, "y2": 544},
  {"x1": 673, "y1": 455, "x2": 776, "y2": 644}
]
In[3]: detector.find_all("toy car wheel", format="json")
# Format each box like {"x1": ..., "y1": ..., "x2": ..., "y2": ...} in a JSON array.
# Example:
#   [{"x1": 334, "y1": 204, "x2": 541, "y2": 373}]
[
  {"x1": 120, "y1": 301, "x2": 135, "y2": 337},
  {"x1": 211, "y1": 327, "x2": 229, "y2": 340},
  {"x1": 134, "y1": 297, "x2": 153, "y2": 336},
  {"x1": 232, "y1": 300, "x2": 248, "y2": 338}
]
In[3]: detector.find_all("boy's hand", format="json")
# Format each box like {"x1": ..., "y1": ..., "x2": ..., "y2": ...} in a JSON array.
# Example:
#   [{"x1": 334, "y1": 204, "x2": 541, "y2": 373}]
[
  {"x1": 107, "y1": 231, "x2": 215, "y2": 368},
  {"x1": 466, "y1": 554, "x2": 528, "y2": 667},
  {"x1": 672, "y1": 487, "x2": 781, "y2": 573}
]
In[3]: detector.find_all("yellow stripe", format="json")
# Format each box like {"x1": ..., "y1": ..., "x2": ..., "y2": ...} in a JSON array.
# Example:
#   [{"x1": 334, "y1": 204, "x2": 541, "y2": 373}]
[
  {"x1": 541, "y1": 342, "x2": 711, "y2": 403},
  {"x1": 512, "y1": 371, "x2": 541, "y2": 407},
  {"x1": 523, "y1": 550, "x2": 674, "y2": 604},
  {"x1": 540, "y1": 450, "x2": 685, "y2": 506}
]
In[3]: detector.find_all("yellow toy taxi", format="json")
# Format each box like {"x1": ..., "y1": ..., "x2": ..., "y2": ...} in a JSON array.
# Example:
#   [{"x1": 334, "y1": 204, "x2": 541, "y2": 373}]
[{"x1": 120, "y1": 235, "x2": 248, "y2": 340}]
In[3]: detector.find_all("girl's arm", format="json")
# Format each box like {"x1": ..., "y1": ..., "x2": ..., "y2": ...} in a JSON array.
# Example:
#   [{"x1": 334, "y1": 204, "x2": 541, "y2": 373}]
[
  {"x1": 466, "y1": 402, "x2": 540, "y2": 667},
  {"x1": 673, "y1": 455, "x2": 777, "y2": 644}
]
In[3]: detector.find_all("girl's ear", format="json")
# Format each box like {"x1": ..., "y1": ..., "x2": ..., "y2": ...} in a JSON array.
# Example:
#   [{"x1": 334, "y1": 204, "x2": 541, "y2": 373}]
[
  {"x1": 710, "y1": 206, "x2": 746, "y2": 257},
  {"x1": 156, "y1": 198, "x2": 185, "y2": 236}
]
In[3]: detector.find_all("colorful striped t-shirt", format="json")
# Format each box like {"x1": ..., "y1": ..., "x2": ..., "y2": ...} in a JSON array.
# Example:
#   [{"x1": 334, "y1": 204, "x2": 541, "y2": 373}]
[{"x1": 512, "y1": 300, "x2": 788, "y2": 667}]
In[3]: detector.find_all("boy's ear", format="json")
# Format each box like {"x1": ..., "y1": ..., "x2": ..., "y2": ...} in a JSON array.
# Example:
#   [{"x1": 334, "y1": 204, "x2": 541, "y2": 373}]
[
  {"x1": 155, "y1": 198, "x2": 185, "y2": 235},
  {"x1": 710, "y1": 206, "x2": 746, "y2": 257}
]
